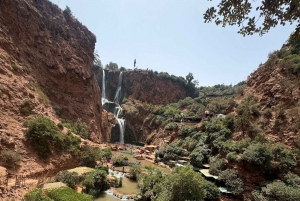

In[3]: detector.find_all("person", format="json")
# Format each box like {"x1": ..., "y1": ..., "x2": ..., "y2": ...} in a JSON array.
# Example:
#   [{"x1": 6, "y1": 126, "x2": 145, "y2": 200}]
[{"x1": 122, "y1": 166, "x2": 124, "y2": 172}]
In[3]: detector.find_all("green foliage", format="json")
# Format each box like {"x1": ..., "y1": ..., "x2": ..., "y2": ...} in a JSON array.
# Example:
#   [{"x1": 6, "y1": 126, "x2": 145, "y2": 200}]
[
  {"x1": 128, "y1": 164, "x2": 141, "y2": 180},
  {"x1": 138, "y1": 169, "x2": 163, "y2": 200},
  {"x1": 111, "y1": 155, "x2": 127, "y2": 166},
  {"x1": 63, "y1": 6, "x2": 73, "y2": 17},
  {"x1": 241, "y1": 143, "x2": 273, "y2": 170},
  {"x1": 203, "y1": 180, "x2": 220, "y2": 200},
  {"x1": 164, "y1": 122, "x2": 178, "y2": 131},
  {"x1": 156, "y1": 144, "x2": 189, "y2": 161},
  {"x1": 209, "y1": 157, "x2": 226, "y2": 176},
  {"x1": 189, "y1": 146, "x2": 210, "y2": 168},
  {"x1": 24, "y1": 188, "x2": 53, "y2": 201},
  {"x1": 0, "y1": 149, "x2": 22, "y2": 170},
  {"x1": 12, "y1": 64, "x2": 19, "y2": 72},
  {"x1": 55, "y1": 171, "x2": 79, "y2": 189},
  {"x1": 281, "y1": 54, "x2": 300, "y2": 75},
  {"x1": 22, "y1": 65, "x2": 30, "y2": 74},
  {"x1": 203, "y1": 0, "x2": 300, "y2": 38},
  {"x1": 226, "y1": 152, "x2": 239, "y2": 163},
  {"x1": 105, "y1": 62, "x2": 118, "y2": 70},
  {"x1": 222, "y1": 114, "x2": 234, "y2": 130},
  {"x1": 20, "y1": 101, "x2": 34, "y2": 116},
  {"x1": 82, "y1": 170, "x2": 108, "y2": 198},
  {"x1": 79, "y1": 145, "x2": 101, "y2": 167},
  {"x1": 155, "y1": 166, "x2": 206, "y2": 201},
  {"x1": 252, "y1": 180, "x2": 300, "y2": 201},
  {"x1": 24, "y1": 116, "x2": 80, "y2": 158},
  {"x1": 57, "y1": 123, "x2": 63, "y2": 130},
  {"x1": 262, "y1": 108, "x2": 272, "y2": 119},
  {"x1": 49, "y1": 187, "x2": 92, "y2": 201},
  {"x1": 179, "y1": 125, "x2": 196, "y2": 136},
  {"x1": 99, "y1": 147, "x2": 112, "y2": 159},
  {"x1": 73, "y1": 119, "x2": 89, "y2": 139},
  {"x1": 219, "y1": 169, "x2": 244, "y2": 195}
]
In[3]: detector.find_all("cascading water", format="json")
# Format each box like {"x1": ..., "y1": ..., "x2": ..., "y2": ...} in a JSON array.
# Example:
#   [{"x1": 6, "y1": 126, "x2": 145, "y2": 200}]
[
  {"x1": 101, "y1": 70, "x2": 125, "y2": 144},
  {"x1": 113, "y1": 72, "x2": 125, "y2": 144}
]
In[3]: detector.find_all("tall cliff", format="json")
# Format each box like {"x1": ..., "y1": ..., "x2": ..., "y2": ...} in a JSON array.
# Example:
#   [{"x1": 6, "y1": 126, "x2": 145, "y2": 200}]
[{"x1": 0, "y1": 0, "x2": 110, "y2": 140}]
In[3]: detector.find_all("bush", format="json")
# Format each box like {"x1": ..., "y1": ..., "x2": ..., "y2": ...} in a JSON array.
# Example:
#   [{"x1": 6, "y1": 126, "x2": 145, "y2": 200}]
[
  {"x1": 164, "y1": 122, "x2": 178, "y2": 131},
  {"x1": 24, "y1": 116, "x2": 80, "y2": 158},
  {"x1": 262, "y1": 108, "x2": 272, "y2": 119},
  {"x1": 82, "y1": 170, "x2": 108, "y2": 198},
  {"x1": 20, "y1": 101, "x2": 34, "y2": 116},
  {"x1": 79, "y1": 145, "x2": 101, "y2": 168},
  {"x1": 241, "y1": 143, "x2": 273, "y2": 170},
  {"x1": 24, "y1": 188, "x2": 53, "y2": 201},
  {"x1": 219, "y1": 169, "x2": 244, "y2": 195},
  {"x1": 203, "y1": 180, "x2": 220, "y2": 200},
  {"x1": 12, "y1": 64, "x2": 19, "y2": 72},
  {"x1": 73, "y1": 119, "x2": 89, "y2": 139},
  {"x1": 49, "y1": 187, "x2": 93, "y2": 201},
  {"x1": 57, "y1": 123, "x2": 63, "y2": 130},
  {"x1": 55, "y1": 171, "x2": 79, "y2": 189},
  {"x1": 128, "y1": 164, "x2": 141, "y2": 180},
  {"x1": 111, "y1": 155, "x2": 127, "y2": 166},
  {"x1": 209, "y1": 157, "x2": 226, "y2": 176},
  {"x1": 226, "y1": 152, "x2": 239, "y2": 163},
  {"x1": 0, "y1": 149, "x2": 22, "y2": 170}
]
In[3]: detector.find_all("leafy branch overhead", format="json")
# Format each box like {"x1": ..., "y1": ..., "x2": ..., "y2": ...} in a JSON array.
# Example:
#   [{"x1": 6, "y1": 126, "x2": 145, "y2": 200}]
[{"x1": 203, "y1": 0, "x2": 300, "y2": 38}]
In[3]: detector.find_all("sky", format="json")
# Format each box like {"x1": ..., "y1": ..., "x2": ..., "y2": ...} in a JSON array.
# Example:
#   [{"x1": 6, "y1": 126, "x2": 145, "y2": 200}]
[{"x1": 50, "y1": 0, "x2": 296, "y2": 86}]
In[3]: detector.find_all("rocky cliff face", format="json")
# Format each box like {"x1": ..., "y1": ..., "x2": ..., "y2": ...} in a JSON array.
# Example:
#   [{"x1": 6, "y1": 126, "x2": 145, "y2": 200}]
[
  {"x1": 98, "y1": 70, "x2": 188, "y2": 105},
  {"x1": 0, "y1": 0, "x2": 109, "y2": 140},
  {"x1": 0, "y1": 0, "x2": 112, "y2": 198}
]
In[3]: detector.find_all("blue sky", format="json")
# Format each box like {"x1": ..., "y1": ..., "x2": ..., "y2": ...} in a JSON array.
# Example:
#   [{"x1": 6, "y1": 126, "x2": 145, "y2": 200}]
[{"x1": 50, "y1": 0, "x2": 296, "y2": 86}]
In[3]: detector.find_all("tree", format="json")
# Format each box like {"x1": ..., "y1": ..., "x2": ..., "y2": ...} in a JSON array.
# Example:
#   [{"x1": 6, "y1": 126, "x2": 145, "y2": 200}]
[
  {"x1": 203, "y1": 0, "x2": 300, "y2": 38},
  {"x1": 185, "y1": 72, "x2": 194, "y2": 85},
  {"x1": 134, "y1": 59, "x2": 136, "y2": 68},
  {"x1": 105, "y1": 62, "x2": 118, "y2": 70},
  {"x1": 155, "y1": 166, "x2": 206, "y2": 201}
]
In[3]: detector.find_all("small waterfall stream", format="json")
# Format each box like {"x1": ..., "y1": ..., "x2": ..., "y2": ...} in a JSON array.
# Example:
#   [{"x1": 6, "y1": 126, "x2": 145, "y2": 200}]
[{"x1": 102, "y1": 70, "x2": 125, "y2": 144}]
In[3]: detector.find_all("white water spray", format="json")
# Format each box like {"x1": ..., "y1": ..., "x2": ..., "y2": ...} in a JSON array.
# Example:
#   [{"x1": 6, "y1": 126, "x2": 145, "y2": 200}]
[{"x1": 101, "y1": 70, "x2": 113, "y2": 105}]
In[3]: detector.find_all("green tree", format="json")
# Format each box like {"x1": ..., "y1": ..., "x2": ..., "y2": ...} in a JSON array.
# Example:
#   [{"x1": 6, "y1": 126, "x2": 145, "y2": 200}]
[
  {"x1": 203, "y1": 0, "x2": 300, "y2": 38},
  {"x1": 128, "y1": 164, "x2": 142, "y2": 181},
  {"x1": 105, "y1": 62, "x2": 118, "y2": 70},
  {"x1": 55, "y1": 171, "x2": 79, "y2": 189},
  {"x1": 155, "y1": 166, "x2": 206, "y2": 201},
  {"x1": 219, "y1": 169, "x2": 244, "y2": 195},
  {"x1": 24, "y1": 188, "x2": 53, "y2": 201}
]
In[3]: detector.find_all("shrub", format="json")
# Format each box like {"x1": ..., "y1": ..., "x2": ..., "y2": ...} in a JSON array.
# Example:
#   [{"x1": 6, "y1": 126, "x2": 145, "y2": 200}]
[
  {"x1": 203, "y1": 180, "x2": 220, "y2": 200},
  {"x1": 24, "y1": 188, "x2": 53, "y2": 201},
  {"x1": 189, "y1": 146, "x2": 210, "y2": 168},
  {"x1": 128, "y1": 164, "x2": 141, "y2": 180},
  {"x1": 262, "y1": 108, "x2": 272, "y2": 119},
  {"x1": 22, "y1": 66, "x2": 30, "y2": 74},
  {"x1": 49, "y1": 186, "x2": 93, "y2": 201},
  {"x1": 55, "y1": 171, "x2": 79, "y2": 189},
  {"x1": 82, "y1": 170, "x2": 108, "y2": 198},
  {"x1": 0, "y1": 149, "x2": 22, "y2": 170},
  {"x1": 57, "y1": 123, "x2": 63, "y2": 130},
  {"x1": 209, "y1": 157, "x2": 226, "y2": 176},
  {"x1": 219, "y1": 169, "x2": 244, "y2": 195},
  {"x1": 24, "y1": 116, "x2": 80, "y2": 158},
  {"x1": 12, "y1": 64, "x2": 19, "y2": 72},
  {"x1": 247, "y1": 123, "x2": 262, "y2": 139},
  {"x1": 111, "y1": 155, "x2": 126, "y2": 166},
  {"x1": 226, "y1": 152, "x2": 239, "y2": 163},
  {"x1": 20, "y1": 101, "x2": 34, "y2": 116},
  {"x1": 79, "y1": 145, "x2": 101, "y2": 168},
  {"x1": 241, "y1": 143, "x2": 273, "y2": 170},
  {"x1": 164, "y1": 122, "x2": 178, "y2": 131},
  {"x1": 63, "y1": 6, "x2": 73, "y2": 17},
  {"x1": 222, "y1": 114, "x2": 234, "y2": 130},
  {"x1": 73, "y1": 119, "x2": 89, "y2": 139}
]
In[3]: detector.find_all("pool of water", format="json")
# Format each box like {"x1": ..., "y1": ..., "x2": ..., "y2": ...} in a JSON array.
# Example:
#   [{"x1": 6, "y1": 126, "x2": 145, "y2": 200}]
[{"x1": 113, "y1": 149, "x2": 171, "y2": 174}]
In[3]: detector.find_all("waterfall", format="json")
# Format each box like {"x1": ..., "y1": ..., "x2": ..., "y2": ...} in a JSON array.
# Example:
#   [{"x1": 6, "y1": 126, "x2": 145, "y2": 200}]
[
  {"x1": 101, "y1": 69, "x2": 113, "y2": 105},
  {"x1": 114, "y1": 72, "x2": 123, "y2": 104},
  {"x1": 113, "y1": 72, "x2": 125, "y2": 144}
]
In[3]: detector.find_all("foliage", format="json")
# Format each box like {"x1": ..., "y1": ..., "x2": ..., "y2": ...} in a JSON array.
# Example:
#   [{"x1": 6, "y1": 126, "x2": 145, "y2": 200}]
[
  {"x1": 155, "y1": 166, "x2": 206, "y2": 201},
  {"x1": 156, "y1": 144, "x2": 189, "y2": 161},
  {"x1": 49, "y1": 187, "x2": 93, "y2": 201},
  {"x1": 99, "y1": 147, "x2": 112, "y2": 159},
  {"x1": 24, "y1": 188, "x2": 53, "y2": 201},
  {"x1": 189, "y1": 146, "x2": 210, "y2": 168},
  {"x1": 164, "y1": 122, "x2": 178, "y2": 131},
  {"x1": 105, "y1": 62, "x2": 118, "y2": 70},
  {"x1": 179, "y1": 125, "x2": 196, "y2": 136},
  {"x1": 241, "y1": 143, "x2": 273, "y2": 170},
  {"x1": 226, "y1": 152, "x2": 239, "y2": 163},
  {"x1": 252, "y1": 180, "x2": 300, "y2": 201},
  {"x1": 219, "y1": 169, "x2": 244, "y2": 195},
  {"x1": 111, "y1": 155, "x2": 127, "y2": 166},
  {"x1": 63, "y1": 6, "x2": 73, "y2": 17},
  {"x1": 0, "y1": 149, "x2": 22, "y2": 170},
  {"x1": 280, "y1": 53, "x2": 300, "y2": 75},
  {"x1": 203, "y1": 0, "x2": 300, "y2": 38},
  {"x1": 138, "y1": 169, "x2": 163, "y2": 201},
  {"x1": 82, "y1": 170, "x2": 109, "y2": 198},
  {"x1": 262, "y1": 108, "x2": 272, "y2": 119},
  {"x1": 203, "y1": 180, "x2": 220, "y2": 200},
  {"x1": 209, "y1": 157, "x2": 226, "y2": 176},
  {"x1": 24, "y1": 116, "x2": 80, "y2": 158},
  {"x1": 128, "y1": 164, "x2": 141, "y2": 180},
  {"x1": 79, "y1": 145, "x2": 101, "y2": 168},
  {"x1": 73, "y1": 119, "x2": 89, "y2": 139},
  {"x1": 222, "y1": 114, "x2": 234, "y2": 130},
  {"x1": 55, "y1": 171, "x2": 79, "y2": 189},
  {"x1": 20, "y1": 101, "x2": 34, "y2": 116}
]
